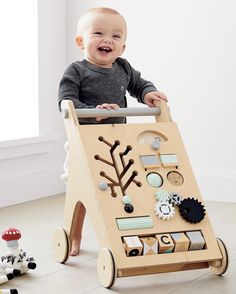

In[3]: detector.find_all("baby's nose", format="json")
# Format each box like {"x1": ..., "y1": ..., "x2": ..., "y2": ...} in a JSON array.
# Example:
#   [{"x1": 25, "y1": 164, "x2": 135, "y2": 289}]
[{"x1": 103, "y1": 37, "x2": 112, "y2": 44}]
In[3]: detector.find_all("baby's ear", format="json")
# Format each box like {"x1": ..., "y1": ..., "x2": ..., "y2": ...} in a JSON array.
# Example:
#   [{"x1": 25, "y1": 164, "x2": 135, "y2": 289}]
[
  {"x1": 75, "y1": 36, "x2": 84, "y2": 49},
  {"x1": 121, "y1": 44, "x2": 126, "y2": 55}
]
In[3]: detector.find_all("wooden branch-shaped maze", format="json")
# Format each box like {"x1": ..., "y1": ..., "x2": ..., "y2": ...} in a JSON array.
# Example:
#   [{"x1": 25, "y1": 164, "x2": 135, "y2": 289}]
[{"x1": 95, "y1": 136, "x2": 142, "y2": 197}]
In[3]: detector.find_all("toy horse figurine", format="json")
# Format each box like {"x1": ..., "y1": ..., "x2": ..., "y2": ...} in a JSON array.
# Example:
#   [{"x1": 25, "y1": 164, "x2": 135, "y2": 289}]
[
  {"x1": 0, "y1": 263, "x2": 18, "y2": 294},
  {"x1": 1, "y1": 228, "x2": 36, "y2": 276},
  {"x1": 0, "y1": 263, "x2": 15, "y2": 284},
  {"x1": 0, "y1": 237, "x2": 19, "y2": 294}
]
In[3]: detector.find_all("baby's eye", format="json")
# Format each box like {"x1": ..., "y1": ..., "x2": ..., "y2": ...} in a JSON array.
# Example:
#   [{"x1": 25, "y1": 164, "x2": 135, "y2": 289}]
[
  {"x1": 113, "y1": 34, "x2": 121, "y2": 39},
  {"x1": 94, "y1": 31, "x2": 103, "y2": 36}
]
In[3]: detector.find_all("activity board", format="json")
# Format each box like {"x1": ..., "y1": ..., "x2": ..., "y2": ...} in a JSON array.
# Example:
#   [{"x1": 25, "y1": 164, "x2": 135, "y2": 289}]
[{"x1": 53, "y1": 100, "x2": 228, "y2": 288}]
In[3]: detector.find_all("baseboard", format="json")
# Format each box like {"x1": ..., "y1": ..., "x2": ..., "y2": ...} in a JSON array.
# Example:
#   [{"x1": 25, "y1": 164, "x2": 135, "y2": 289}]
[
  {"x1": 0, "y1": 168, "x2": 66, "y2": 207},
  {"x1": 0, "y1": 132, "x2": 67, "y2": 208}
]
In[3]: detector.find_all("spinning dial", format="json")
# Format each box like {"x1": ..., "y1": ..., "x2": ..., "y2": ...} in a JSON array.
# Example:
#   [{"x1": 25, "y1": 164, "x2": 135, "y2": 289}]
[{"x1": 167, "y1": 171, "x2": 184, "y2": 186}]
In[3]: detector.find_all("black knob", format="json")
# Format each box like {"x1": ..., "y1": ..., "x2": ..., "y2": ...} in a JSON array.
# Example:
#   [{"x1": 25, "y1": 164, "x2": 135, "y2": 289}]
[{"x1": 124, "y1": 203, "x2": 134, "y2": 213}]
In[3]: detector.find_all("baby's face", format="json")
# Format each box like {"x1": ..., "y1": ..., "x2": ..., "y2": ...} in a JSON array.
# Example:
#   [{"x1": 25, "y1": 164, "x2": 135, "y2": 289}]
[{"x1": 77, "y1": 12, "x2": 126, "y2": 68}]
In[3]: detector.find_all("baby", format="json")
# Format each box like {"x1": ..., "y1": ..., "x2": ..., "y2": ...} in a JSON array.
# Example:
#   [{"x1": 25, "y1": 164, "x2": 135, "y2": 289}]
[{"x1": 58, "y1": 7, "x2": 168, "y2": 255}]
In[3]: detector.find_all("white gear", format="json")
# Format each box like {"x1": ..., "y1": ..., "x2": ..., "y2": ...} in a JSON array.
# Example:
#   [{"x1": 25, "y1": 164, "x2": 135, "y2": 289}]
[{"x1": 154, "y1": 202, "x2": 175, "y2": 220}]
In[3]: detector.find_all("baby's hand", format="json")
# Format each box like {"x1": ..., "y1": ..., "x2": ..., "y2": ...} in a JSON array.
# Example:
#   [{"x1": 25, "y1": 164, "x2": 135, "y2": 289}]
[
  {"x1": 96, "y1": 103, "x2": 120, "y2": 121},
  {"x1": 144, "y1": 91, "x2": 168, "y2": 107}
]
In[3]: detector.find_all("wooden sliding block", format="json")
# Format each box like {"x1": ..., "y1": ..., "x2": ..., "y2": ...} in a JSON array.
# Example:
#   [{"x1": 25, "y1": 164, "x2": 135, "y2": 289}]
[
  {"x1": 155, "y1": 234, "x2": 175, "y2": 253},
  {"x1": 186, "y1": 231, "x2": 205, "y2": 251},
  {"x1": 160, "y1": 154, "x2": 178, "y2": 167},
  {"x1": 140, "y1": 154, "x2": 161, "y2": 169},
  {"x1": 116, "y1": 216, "x2": 153, "y2": 231},
  {"x1": 171, "y1": 232, "x2": 190, "y2": 252},
  {"x1": 140, "y1": 237, "x2": 158, "y2": 255},
  {"x1": 123, "y1": 236, "x2": 143, "y2": 257}
]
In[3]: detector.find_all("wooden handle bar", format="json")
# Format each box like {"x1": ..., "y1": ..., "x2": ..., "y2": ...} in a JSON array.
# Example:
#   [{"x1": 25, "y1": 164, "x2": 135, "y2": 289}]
[{"x1": 62, "y1": 107, "x2": 161, "y2": 119}]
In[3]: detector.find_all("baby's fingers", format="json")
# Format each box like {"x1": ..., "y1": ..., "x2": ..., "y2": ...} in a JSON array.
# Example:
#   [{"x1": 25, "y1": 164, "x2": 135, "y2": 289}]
[{"x1": 109, "y1": 104, "x2": 120, "y2": 110}]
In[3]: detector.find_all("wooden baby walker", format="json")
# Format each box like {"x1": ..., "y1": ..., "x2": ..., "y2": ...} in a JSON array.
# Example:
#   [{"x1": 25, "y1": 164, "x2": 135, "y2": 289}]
[{"x1": 53, "y1": 100, "x2": 228, "y2": 288}]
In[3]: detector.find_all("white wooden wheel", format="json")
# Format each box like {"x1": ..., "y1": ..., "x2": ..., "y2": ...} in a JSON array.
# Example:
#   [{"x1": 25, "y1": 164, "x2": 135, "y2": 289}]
[
  {"x1": 53, "y1": 227, "x2": 70, "y2": 263},
  {"x1": 97, "y1": 248, "x2": 116, "y2": 288},
  {"x1": 209, "y1": 238, "x2": 229, "y2": 276}
]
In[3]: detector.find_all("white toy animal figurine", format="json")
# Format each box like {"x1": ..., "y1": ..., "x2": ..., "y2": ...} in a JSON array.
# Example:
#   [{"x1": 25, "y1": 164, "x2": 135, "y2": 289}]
[
  {"x1": 0, "y1": 264, "x2": 14, "y2": 284},
  {"x1": 1, "y1": 228, "x2": 36, "y2": 276},
  {"x1": 1, "y1": 257, "x2": 19, "y2": 294}
]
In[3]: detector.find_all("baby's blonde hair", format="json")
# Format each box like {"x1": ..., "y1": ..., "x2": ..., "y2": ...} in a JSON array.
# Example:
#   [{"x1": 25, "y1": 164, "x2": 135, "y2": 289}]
[
  {"x1": 77, "y1": 7, "x2": 126, "y2": 36},
  {"x1": 86, "y1": 7, "x2": 120, "y2": 15}
]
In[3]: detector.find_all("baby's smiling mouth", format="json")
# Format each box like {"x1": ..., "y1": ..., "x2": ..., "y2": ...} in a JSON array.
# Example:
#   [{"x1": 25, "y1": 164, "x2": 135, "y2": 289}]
[{"x1": 98, "y1": 46, "x2": 112, "y2": 53}]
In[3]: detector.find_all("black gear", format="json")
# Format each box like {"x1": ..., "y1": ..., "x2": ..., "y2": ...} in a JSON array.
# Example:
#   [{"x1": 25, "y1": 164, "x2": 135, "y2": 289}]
[{"x1": 179, "y1": 197, "x2": 206, "y2": 223}]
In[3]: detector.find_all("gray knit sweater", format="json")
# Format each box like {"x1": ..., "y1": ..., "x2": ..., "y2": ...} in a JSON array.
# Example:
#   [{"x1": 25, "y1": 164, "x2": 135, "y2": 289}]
[{"x1": 58, "y1": 57, "x2": 157, "y2": 124}]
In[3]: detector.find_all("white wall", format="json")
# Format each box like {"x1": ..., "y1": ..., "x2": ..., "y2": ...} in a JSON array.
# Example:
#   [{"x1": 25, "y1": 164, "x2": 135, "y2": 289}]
[
  {"x1": 0, "y1": 0, "x2": 67, "y2": 207},
  {"x1": 67, "y1": 0, "x2": 236, "y2": 202}
]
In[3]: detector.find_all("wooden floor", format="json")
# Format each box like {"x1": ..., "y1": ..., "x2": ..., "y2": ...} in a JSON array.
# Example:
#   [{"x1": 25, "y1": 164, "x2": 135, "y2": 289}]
[{"x1": 0, "y1": 194, "x2": 235, "y2": 294}]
